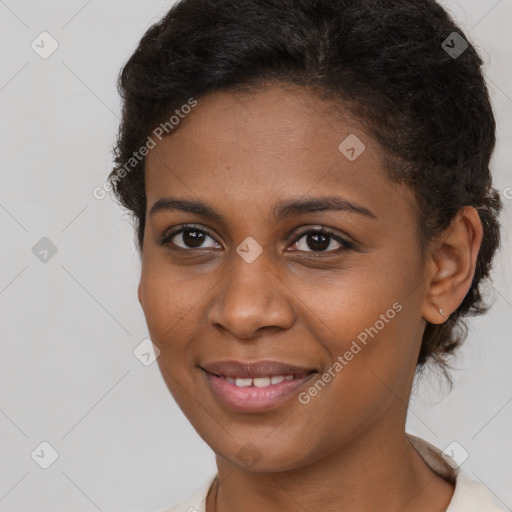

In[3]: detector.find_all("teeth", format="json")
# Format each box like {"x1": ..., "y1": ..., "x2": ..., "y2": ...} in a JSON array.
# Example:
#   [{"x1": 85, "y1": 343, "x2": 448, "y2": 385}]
[
  {"x1": 227, "y1": 375, "x2": 296, "y2": 388},
  {"x1": 253, "y1": 377, "x2": 271, "y2": 387},
  {"x1": 235, "y1": 378, "x2": 252, "y2": 387}
]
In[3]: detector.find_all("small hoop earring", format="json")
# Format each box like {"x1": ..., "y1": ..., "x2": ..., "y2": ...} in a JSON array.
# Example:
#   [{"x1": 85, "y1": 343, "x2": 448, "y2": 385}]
[{"x1": 438, "y1": 308, "x2": 446, "y2": 317}]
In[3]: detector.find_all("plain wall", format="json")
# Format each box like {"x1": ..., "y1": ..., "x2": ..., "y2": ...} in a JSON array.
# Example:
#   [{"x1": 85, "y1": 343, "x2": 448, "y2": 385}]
[{"x1": 1, "y1": 1, "x2": 511, "y2": 510}]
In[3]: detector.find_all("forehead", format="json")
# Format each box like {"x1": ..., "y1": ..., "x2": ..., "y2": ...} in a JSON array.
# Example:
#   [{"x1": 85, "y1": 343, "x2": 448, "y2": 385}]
[{"x1": 143, "y1": 84, "x2": 416, "y2": 225}]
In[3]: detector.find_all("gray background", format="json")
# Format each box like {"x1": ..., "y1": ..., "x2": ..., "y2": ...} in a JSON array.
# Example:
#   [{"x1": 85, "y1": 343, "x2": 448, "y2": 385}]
[{"x1": 0, "y1": 1, "x2": 511, "y2": 511}]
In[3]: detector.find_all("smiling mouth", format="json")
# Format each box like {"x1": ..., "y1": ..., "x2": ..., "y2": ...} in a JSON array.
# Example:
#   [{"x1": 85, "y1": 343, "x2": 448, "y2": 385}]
[
  {"x1": 200, "y1": 359, "x2": 318, "y2": 390},
  {"x1": 201, "y1": 365, "x2": 319, "y2": 413}
]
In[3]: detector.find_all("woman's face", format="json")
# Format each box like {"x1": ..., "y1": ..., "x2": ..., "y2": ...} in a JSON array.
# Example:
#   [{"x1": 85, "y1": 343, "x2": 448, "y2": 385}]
[{"x1": 139, "y1": 84, "x2": 429, "y2": 472}]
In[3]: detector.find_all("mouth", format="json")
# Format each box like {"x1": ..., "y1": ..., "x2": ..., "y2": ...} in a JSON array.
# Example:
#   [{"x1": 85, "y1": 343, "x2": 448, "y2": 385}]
[
  {"x1": 199, "y1": 360, "x2": 318, "y2": 412},
  {"x1": 200, "y1": 359, "x2": 318, "y2": 379}
]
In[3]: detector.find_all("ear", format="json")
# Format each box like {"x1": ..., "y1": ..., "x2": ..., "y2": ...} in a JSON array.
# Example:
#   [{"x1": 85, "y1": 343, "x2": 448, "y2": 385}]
[{"x1": 421, "y1": 206, "x2": 483, "y2": 325}]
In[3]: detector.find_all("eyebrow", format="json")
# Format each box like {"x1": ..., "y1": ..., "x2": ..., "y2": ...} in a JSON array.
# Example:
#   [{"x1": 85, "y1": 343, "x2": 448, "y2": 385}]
[{"x1": 149, "y1": 196, "x2": 377, "y2": 222}]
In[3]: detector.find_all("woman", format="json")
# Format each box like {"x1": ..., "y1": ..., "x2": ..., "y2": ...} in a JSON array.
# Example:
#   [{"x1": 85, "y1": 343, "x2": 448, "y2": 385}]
[{"x1": 108, "y1": 0, "x2": 505, "y2": 510}]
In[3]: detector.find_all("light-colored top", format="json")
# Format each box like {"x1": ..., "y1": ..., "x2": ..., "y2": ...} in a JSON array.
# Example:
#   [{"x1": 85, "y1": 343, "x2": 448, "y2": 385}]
[{"x1": 159, "y1": 434, "x2": 506, "y2": 512}]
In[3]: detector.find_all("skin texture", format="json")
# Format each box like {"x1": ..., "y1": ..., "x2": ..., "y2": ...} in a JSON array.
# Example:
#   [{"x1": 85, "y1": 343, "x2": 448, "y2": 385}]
[{"x1": 138, "y1": 83, "x2": 483, "y2": 511}]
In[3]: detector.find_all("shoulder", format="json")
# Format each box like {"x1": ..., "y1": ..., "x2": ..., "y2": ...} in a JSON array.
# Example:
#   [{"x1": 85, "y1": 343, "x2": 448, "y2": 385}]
[
  {"x1": 446, "y1": 472, "x2": 507, "y2": 512},
  {"x1": 156, "y1": 474, "x2": 216, "y2": 512},
  {"x1": 406, "y1": 433, "x2": 506, "y2": 512}
]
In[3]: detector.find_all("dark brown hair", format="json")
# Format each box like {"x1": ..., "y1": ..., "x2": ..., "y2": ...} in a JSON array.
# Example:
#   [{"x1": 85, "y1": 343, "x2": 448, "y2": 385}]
[{"x1": 108, "y1": 0, "x2": 502, "y2": 377}]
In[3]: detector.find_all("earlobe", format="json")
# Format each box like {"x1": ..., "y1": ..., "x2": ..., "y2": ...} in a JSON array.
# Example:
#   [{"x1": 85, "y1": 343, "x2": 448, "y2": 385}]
[{"x1": 421, "y1": 206, "x2": 483, "y2": 325}]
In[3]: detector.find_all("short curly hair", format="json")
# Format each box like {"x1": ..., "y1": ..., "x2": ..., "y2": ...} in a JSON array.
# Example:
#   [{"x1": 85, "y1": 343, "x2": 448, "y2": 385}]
[{"x1": 108, "y1": 0, "x2": 502, "y2": 376}]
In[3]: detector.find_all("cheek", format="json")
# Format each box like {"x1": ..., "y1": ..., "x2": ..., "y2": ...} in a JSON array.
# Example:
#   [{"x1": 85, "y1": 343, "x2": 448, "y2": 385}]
[
  {"x1": 291, "y1": 311, "x2": 417, "y2": 460},
  {"x1": 302, "y1": 260, "x2": 422, "y2": 406},
  {"x1": 139, "y1": 264, "x2": 207, "y2": 338},
  {"x1": 302, "y1": 264, "x2": 404, "y2": 344},
  {"x1": 139, "y1": 284, "x2": 188, "y2": 387},
  {"x1": 139, "y1": 269, "x2": 205, "y2": 402}
]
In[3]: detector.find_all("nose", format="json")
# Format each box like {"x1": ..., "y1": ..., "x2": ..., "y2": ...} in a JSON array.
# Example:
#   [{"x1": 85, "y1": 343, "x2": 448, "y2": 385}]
[{"x1": 207, "y1": 251, "x2": 295, "y2": 340}]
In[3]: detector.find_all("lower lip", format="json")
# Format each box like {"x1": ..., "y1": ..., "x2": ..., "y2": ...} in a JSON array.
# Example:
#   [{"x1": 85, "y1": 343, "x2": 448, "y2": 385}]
[{"x1": 203, "y1": 371, "x2": 317, "y2": 412}]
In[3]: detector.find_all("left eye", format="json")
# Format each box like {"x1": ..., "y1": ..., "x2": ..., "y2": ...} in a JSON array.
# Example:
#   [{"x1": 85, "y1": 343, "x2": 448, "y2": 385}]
[{"x1": 289, "y1": 229, "x2": 349, "y2": 253}]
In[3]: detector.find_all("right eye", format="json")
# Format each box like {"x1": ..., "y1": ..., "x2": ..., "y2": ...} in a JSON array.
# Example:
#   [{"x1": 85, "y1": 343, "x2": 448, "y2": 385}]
[{"x1": 159, "y1": 224, "x2": 221, "y2": 250}]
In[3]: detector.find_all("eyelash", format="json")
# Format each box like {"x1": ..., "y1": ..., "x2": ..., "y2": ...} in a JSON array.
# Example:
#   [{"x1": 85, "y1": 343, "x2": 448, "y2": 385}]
[{"x1": 158, "y1": 223, "x2": 354, "y2": 255}]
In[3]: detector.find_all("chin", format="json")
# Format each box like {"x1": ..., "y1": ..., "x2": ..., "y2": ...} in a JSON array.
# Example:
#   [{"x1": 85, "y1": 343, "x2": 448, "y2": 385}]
[{"x1": 210, "y1": 432, "x2": 315, "y2": 473}]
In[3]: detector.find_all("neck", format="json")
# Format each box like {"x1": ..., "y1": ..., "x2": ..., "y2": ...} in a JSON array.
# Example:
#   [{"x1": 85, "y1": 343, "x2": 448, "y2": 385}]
[{"x1": 207, "y1": 425, "x2": 454, "y2": 512}]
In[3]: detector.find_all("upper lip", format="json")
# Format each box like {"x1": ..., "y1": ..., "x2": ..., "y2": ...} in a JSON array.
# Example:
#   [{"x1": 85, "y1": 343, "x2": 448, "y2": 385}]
[{"x1": 200, "y1": 360, "x2": 318, "y2": 379}]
